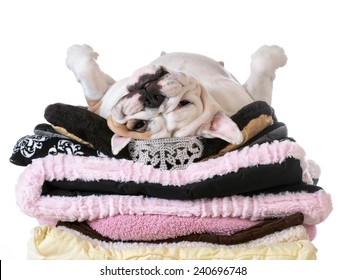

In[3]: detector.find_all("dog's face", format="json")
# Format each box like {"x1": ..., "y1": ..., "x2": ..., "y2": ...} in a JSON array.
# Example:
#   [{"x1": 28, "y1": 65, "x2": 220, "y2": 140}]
[{"x1": 106, "y1": 64, "x2": 243, "y2": 155}]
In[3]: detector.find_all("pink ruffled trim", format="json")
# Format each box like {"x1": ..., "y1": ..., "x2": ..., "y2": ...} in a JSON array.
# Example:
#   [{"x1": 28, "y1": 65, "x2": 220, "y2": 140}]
[{"x1": 17, "y1": 185, "x2": 332, "y2": 225}]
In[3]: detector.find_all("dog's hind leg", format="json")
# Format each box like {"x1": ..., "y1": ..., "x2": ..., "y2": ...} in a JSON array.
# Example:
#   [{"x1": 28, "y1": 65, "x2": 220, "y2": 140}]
[
  {"x1": 66, "y1": 44, "x2": 115, "y2": 111},
  {"x1": 243, "y1": 45, "x2": 287, "y2": 105}
]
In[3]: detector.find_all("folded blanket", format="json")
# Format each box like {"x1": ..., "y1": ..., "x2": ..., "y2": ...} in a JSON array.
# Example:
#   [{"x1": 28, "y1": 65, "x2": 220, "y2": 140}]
[
  {"x1": 86, "y1": 213, "x2": 302, "y2": 241},
  {"x1": 55, "y1": 225, "x2": 312, "y2": 250},
  {"x1": 16, "y1": 172, "x2": 332, "y2": 224},
  {"x1": 88, "y1": 214, "x2": 316, "y2": 241},
  {"x1": 9, "y1": 134, "x2": 107, "y2": 166},
  {"x1": 41, "y1": 159, "x2": 305, "y2": 199},
  {"x1": 10, "y1": 101, "x2": 288, "y2": 171},
  {"x1": 9, "y1": 122, "x2": 288, "y2": 169},
  {"x1": 43, "y1": 101, "x2": 282, "y2": 161},
  {"x1": 28, "y1": 225, "x2": 316, "y2": 260},
  {"x1": 57, "y1": 212, "x2": 303, "y2": 245},
  {"x1": 17, "y1": 139, "x2": 318, "y2": 201},
  {"x1": 88, "y1": 214, "x2": 261, "y2": 241}
]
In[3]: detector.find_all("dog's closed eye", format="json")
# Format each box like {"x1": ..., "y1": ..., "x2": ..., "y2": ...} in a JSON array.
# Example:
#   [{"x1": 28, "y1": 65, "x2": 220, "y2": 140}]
[
  {"x1": 127, "y1": 119, "x2": 148, "y2": 132},
  {"x1": 178, "y1": 100, "x2": 191, "y2": 107}
]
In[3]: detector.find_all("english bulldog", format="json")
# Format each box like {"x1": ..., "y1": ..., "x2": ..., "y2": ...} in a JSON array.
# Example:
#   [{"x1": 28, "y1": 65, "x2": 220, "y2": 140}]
[{"x1": 66, "y1": 44, "x2": 287, "y2": 155}]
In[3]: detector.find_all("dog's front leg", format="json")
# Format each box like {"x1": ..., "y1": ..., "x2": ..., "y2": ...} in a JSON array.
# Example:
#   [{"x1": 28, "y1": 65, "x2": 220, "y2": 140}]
[
  {"x1": 243, "y1": 45, "x2": 287, "y2": 104},
  {"x1": 66, "y1": 44, "x2": 115, "y2": 109}
]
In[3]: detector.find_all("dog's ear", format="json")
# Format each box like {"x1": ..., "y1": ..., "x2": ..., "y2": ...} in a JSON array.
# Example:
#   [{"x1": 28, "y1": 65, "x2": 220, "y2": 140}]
[
  {"x1": 111, "y1": 134, "x2": 132, "y2": 155},
  {"x1": 201, "y1": 111, "x2": 243, "y2": 144}
]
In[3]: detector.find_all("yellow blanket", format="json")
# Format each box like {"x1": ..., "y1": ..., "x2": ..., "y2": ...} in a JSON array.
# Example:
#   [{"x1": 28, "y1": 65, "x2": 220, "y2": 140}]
[{"x1": 28, "y1": 225, "x2": 317, "y2": 260}]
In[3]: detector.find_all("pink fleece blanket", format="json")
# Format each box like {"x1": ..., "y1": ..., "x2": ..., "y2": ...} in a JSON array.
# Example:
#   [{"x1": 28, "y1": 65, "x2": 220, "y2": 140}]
[
  {"x1": 88, "y1": 215, "x2": 260, "y2": 241},
  {"x1": 15, "y1": 139, "x2": 331, "y2": 224},
  {"x1": 89, "y1": 215, "x2": 316, "y2": 241},
  {"x1": 17, "y1": 182, "x2": 332, "y2": 224},
  {"x1": 16, "y1": 140, "x2": 316, "y2": 187}
]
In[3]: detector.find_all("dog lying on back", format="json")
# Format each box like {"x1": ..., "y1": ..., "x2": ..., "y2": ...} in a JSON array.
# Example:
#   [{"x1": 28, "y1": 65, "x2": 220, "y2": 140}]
[{"x1": 66, "y1": 44, "x2": 287, "y2": 155}]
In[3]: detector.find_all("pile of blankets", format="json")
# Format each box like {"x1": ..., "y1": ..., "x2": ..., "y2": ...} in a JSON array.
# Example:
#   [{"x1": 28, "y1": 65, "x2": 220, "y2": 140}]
[{"x1": 10, "y1": 101, "x2": 332, "y2": 260}]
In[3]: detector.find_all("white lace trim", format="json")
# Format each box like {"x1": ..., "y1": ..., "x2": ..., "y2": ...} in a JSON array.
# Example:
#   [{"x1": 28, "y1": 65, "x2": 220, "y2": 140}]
[{"x1": 128, "y1": 137, "x2": 204, "y2": 170}]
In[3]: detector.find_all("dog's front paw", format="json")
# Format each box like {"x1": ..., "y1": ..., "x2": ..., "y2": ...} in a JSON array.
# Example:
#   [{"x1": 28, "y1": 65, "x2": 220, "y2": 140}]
[
  {"x1": 251, "y1": 45, "x2": 287, "y2": 75},
  {"x1": 65, "y1": 44, "x2": 98, "y2": 73}
]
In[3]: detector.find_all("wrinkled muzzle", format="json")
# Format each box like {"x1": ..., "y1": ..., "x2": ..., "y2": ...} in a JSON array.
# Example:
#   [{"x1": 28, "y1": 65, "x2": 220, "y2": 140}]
[
  {"x1": 111, "y1": 65, "x2": 171, "y2": 126},
  {"x1": 127, "y1": 65, "x2": 168, "y2": 108}
]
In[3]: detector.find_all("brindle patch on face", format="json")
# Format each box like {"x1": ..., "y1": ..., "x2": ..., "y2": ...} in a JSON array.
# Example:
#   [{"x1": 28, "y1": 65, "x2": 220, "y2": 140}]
[
  {"x1": 126, "y1": 67, "x2": 169, "y2": 108},
  {"x1": 127, "y1": 66, "x2": 169, "y2": 91}
]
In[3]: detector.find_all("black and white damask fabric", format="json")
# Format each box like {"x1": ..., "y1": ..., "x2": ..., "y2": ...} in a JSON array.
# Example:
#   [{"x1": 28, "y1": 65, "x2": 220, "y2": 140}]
[
  {"x1": 48, "y1": 139, "x2": 85, "y2": 156},
  {"x1": 13, "y1": 135, "x2": 50, "y2": 158},
  {"x1": 10, "y1": 135, "x2": 106, "y2": 166}
]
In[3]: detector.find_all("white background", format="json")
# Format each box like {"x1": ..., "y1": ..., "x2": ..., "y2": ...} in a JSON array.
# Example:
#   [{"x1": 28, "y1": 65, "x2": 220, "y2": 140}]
[{"x1": 0, "y1": 0, "x2": 343, "y2": 276}]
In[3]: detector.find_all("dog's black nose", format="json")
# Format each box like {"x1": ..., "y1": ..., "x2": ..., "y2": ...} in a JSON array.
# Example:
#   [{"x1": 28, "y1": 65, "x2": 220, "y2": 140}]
[
  {"x1": 141, "y1": 82, "x2": 165, "y2": 108},
  {"x1": 128, "y1": 66, "x2": 168, "y2": 108}
]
